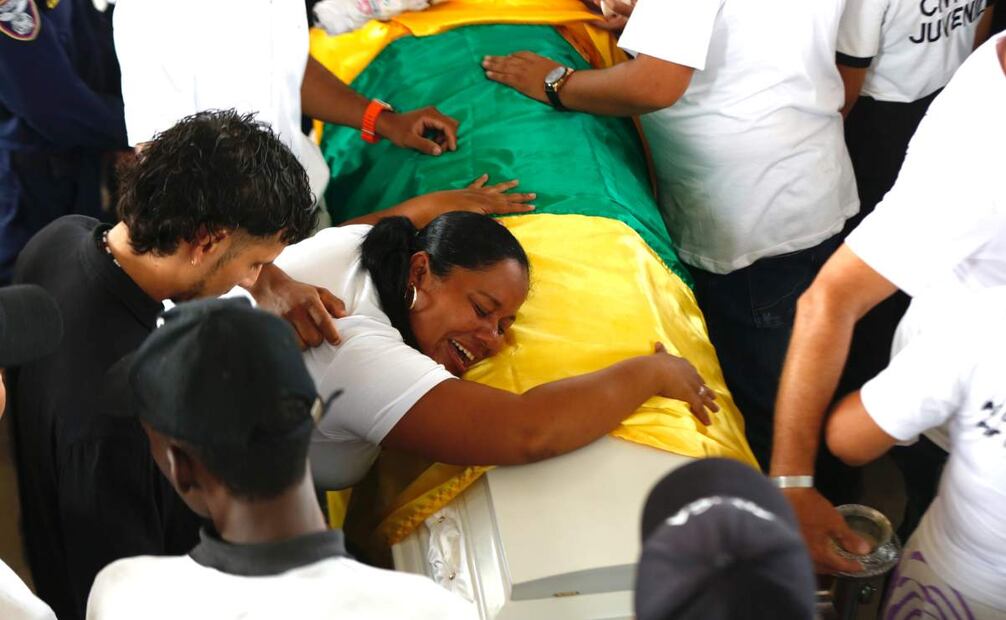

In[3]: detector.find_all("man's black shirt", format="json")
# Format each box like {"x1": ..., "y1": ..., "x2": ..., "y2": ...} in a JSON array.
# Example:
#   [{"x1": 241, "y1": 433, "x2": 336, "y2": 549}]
[{"x1": 10, "y1": 215, "x2": 200, "y2": 620}]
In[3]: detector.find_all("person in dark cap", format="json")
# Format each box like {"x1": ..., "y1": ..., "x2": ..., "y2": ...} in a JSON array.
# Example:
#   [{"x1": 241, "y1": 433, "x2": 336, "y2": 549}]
[
  {"x1": 635, "y1": 458, "x2": 816, "y2": 620},
  {"x1": 0, "y1": 284, "x2": 61, "y2": 620},
  {"x1": 85, "y1": 298, "x2": 474, "y2": 620}
]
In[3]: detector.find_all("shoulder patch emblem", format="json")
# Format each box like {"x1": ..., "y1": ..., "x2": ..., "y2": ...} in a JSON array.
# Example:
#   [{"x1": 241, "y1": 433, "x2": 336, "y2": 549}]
[{"x1": 0, "y1": 0, "x2": 41, "y2": 42}]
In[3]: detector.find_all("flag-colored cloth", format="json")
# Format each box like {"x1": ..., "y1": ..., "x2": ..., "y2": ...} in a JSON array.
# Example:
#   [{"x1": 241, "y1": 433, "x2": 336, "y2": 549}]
[{"x1": 313, "y1": 15, "x2": 756, "y2": 544}]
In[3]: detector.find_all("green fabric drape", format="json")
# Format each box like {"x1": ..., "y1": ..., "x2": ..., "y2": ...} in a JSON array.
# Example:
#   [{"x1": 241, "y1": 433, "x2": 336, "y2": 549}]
[{"x1": 319, "y1": 24, "x2": 692, "y2": 286}]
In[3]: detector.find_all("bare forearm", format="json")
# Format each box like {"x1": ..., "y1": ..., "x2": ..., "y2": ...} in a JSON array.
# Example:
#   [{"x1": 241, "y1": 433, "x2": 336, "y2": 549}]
[
  {"x1": 837, "y1": 64, "x2": 867, "y2": 118},
  {"x1": 974, "y1": 5, "x2": 994, "y2": 49},
  {"x1": 342, "y1": 194, "x2": 439, "y2": 227},
  {"x1": 301, "y1": 56, "x2": 370, "y2": 128},
  {"x1": 560, "y1": 57, "x2": 692, "y2": 117},
  {"x1": 770, "y1": 295, "x2": 858, "y2": 476},
  {"x1": 391, "y1": 349, "x2": 708, "y2": 466},
  {"x1": 511, "y1": 355, "x2": 684, "y2": 461}
]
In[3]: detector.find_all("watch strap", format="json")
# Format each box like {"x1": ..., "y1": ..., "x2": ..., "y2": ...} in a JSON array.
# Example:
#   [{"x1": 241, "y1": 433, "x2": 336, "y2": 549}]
[
  {"x1": 361, "y1": 99, "x2": 393, "y2": 144},
  {"x1": 545, "y1": 67, "x2": 574, "y2": 111}
]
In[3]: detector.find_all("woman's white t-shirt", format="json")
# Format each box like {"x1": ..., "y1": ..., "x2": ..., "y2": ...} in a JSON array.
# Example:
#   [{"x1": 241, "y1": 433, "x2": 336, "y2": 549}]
[
  {"x1": 0, "y1": 560, "x2": 55, "y2": 620},
  {"x1": 273, "y1": 226, "x2": 454, "y2": 490}
]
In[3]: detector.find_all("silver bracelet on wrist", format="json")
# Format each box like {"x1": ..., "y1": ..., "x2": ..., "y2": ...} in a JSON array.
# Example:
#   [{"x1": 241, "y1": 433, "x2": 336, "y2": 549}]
[{"x1": 770, "y1": 475, "x2": 814, "y2": 489}]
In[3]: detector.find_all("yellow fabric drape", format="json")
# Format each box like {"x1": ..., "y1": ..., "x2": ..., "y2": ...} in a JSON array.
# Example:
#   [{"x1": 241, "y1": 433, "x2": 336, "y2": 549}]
[{"x1": 376, "y1": 215, "x2": 757, "y2": 544}]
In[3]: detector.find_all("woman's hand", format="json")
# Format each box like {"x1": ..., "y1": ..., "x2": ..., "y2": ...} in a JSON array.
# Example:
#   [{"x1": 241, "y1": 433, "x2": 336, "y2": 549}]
[
  {"x1": 341, "y1": 175, "x2": 534, "y2": 228},
  {"x1": 439, "y1": 174, "x2": 537, "y2": 216},
  {"x1": 651, "y1": 342, "x2": 719, "y2": 424},
  {"x1": 406, "y1": 174, "x2": 536, "y2": 227}
]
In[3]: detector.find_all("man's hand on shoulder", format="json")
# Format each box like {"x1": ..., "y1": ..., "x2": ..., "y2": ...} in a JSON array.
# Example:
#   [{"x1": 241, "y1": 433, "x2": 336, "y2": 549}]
[
  {"x1": 250, "y1": 264, "x2": 347, "y2": 349},
  {"x1": 783, "y1": 487, "x2": 871, "y2": 575}
]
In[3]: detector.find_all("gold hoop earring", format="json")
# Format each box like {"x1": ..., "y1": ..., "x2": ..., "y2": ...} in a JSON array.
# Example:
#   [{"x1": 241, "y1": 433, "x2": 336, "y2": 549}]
[{"x1": 408, "y1": 284, "x2": 418, "y2": 310}]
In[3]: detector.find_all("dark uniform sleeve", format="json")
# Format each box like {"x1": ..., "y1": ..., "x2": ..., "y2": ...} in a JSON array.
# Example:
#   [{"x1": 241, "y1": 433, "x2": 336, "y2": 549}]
[
  {"x1": 57, "y1": 424, "x2": 200, "y2": 619},
  {"x1": 0, "y1": 0, "x2": 126, "y2": 149}
]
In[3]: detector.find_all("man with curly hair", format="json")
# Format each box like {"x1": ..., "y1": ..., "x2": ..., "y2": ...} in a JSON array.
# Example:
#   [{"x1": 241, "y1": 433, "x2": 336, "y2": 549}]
[{"x1": 8, "y1": 109, "x2": 318, "y2": 620}]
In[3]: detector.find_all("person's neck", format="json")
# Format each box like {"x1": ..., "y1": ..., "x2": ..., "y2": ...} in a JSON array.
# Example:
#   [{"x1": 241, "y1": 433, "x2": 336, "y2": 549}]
[
  {"x1": 212, "y1": 474, "x2": 327, "y2": 546},
  {"x1": 105, "y1": 223, "x2": 180, "y2": 302}
]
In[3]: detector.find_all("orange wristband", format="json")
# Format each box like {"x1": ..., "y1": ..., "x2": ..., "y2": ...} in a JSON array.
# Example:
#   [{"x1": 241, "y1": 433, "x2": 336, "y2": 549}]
[{"x1": 361, "y1": 99, "x2": 393, "y2": 144}]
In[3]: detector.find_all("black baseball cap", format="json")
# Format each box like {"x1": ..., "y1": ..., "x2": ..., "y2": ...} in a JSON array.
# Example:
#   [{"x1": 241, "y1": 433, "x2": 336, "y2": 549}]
[
  {"x1": 635, "y1": 459, "x2": 816, "y2": 620},
  {"x1": 104, "y1": 297, "x2": 320, "y2": 448},
  {"x1": 0, "y1": 284, "x2": 62, "y2": 367}
]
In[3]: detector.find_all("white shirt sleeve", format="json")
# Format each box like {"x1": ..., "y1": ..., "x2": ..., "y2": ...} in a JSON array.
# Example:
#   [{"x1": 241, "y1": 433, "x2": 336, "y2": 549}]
[
  {"x1": 845, "y1": 178, "x2": 998, "y2": 297},
  {"x1": 0, "y1": 561, "x2": 56, "y2": 620},
  {"x1": 617, "y1": 0, "x2": 726, "y2": 71},
  {"x1": 307, "y1": 315, "x2": 454, "y2": 445},
  {"x1": 837, "y1": 0, "x2": 889, "y2": 62},
  {"x1": 859, "y1": 329, "x2": 964, "y2": 442}
]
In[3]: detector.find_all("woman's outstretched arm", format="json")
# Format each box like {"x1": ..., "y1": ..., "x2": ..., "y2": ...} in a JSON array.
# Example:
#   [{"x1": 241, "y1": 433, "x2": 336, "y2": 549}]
[{"x1": 382, "y1": 344, "x2": 717, "y2": 466}]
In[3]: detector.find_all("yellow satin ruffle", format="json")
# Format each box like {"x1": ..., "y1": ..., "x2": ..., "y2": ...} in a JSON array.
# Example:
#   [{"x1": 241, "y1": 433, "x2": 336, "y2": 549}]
[
  {"x1": 375, "y1": 214, "x2": 757, "y2": 545},
  {"x1": 309, "y1": 0, "x2": 618, "y2": 83}
]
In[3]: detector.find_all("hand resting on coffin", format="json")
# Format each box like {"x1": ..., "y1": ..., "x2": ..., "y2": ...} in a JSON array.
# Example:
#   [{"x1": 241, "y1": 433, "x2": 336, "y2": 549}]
[{"x1": 344, "y1": 174, "x2": 535, "y2": 228}]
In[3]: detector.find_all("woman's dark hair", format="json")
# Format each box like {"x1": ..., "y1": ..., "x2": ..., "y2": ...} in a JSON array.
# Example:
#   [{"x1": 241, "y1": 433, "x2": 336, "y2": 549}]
[
  {"x1": 117, "y1": 109, "x2": 317, "y2": 255},
  {"x1": 360, "y1": 211, "x2": 530, "y2": 347}
]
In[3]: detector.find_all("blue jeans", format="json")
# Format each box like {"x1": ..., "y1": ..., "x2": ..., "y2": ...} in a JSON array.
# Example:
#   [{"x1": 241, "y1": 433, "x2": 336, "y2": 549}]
[{"x1": 690, "y1": 234, "x2": 842, "y2": 471}]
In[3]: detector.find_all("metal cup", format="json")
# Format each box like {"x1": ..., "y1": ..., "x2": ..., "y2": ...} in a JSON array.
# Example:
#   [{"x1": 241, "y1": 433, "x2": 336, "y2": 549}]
[{"x1": 830, "y1": 504, "x2": 902, "y2": 578}]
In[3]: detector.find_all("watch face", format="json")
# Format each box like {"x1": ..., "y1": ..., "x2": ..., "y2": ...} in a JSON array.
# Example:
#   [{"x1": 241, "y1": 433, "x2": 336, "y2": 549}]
[{"x1": 545, "y1": 66, "x2": 567, "y2": 86}]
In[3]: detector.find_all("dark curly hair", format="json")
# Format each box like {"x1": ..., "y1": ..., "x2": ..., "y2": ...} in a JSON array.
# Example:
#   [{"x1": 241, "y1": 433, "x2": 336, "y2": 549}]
[{"x1": 117, "y1": 109, "x2": 317, "y2": 255}]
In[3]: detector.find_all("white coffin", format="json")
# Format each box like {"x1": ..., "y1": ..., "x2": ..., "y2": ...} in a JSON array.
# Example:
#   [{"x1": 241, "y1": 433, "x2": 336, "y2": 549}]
[{"x1": 392, "y1": 436, "x2": 692, "y2": 620}]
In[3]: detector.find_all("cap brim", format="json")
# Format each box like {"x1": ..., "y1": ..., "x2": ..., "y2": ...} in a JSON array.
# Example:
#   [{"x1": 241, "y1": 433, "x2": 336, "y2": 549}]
[
  {"x1": 100, "y1": 351, "x2": 140, "y2": 419},
  {"x1": 0, "y1": 285, "x2": 63, "y2": 367},
  {"x1": 641, "y1": 459, "x2": 799, "y2": 542}
]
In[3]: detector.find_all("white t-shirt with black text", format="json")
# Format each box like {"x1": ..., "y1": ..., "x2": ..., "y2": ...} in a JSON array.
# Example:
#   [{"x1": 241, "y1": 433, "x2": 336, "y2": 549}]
[
  {"x1": 272, "y1": 226, "x2": 455, "y2": 490},
  {"x1": 617, "y1": 0, "x2": 858, "y2": 274},
  {"x1": 838, "y1": 0, "x2": 994, "y2": 102},
  {"x1": 846, "y1": 33, "x2": 1006, "y2": 449},
  {"x1": 846, "y1": 34, "x2": 1006, "y2": 296},
  {"x1": 859, "y1": 286, "x2": 1006, "y2": 610}
]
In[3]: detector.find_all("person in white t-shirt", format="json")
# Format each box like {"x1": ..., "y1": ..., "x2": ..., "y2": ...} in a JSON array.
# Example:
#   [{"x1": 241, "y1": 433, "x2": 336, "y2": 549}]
[
  {"x1": 87, "y1": 298, "x2": 475, "y2": 620},
  {"x1": 482, "y1": 0, "x2": 858, "y2": 469},
  {"x1": 826, "y1": 286, "x2": 1006, "y2": 619},
  {"x1": 274, "y1": 212, "x2": 718, "y2": 490},
  {"x1": 771, "y1": 33, "x2": 1006, "y2": 574},
  {"x1": 113, "y1": 0, "x2": 460, "y2": 188},
  {"x1": 837, "y1": 0, "x2": 995, "y2": 217},
  {"x1": 0, "y1": 285, "x2": 62, "y2": 620}
]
